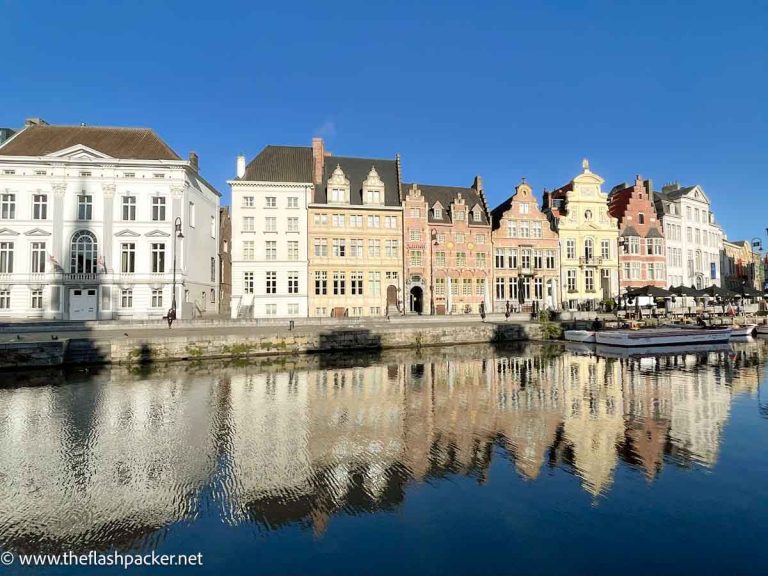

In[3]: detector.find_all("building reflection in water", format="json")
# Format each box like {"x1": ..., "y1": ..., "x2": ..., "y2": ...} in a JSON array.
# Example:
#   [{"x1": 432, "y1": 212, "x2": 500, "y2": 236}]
[{"x1": 0, "y1": 339, "x2": 766, "y2": 551}]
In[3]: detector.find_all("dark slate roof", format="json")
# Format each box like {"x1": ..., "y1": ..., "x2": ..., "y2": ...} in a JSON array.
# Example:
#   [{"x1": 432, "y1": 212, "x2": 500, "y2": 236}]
[
  {"x1": 646, "y1": 227, "x2": 663, "y2": 239},
  {"x1": 241, "y1": 145, "x2": 313, "y2": 183},
  {"x1": 659, "y1": 185, "x2": 696, "y2": 200},
  {"x1": 490, "y1": 197, "x2": 513, "y2": 230},
  {"x1": 404, "y1": 183, "x2": 489, "y2": 225},
  {"x1": 315, "y1": 155, "x2": 400, "y2": 206},
  {"x1": 620, "y1": 225, "x2": 640, "y2": 237},
  {"x1": 0, "y1": 124, "x2": 180, "y2": 160}
]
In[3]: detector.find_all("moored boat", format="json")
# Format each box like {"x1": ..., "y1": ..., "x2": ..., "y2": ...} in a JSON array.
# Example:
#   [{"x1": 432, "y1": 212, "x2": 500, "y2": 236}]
[
  {"x1": 594, "y1": 326, "x2": 731, "y2": 347},
  {"x1": 756, "y1": 324, "x2": 768, "y2": 335},
  {"x1": 730, "y1": 324, "x2": 756, "y2": 337},
  {"x1": 595, "y1": 342, "x2": 731, "y2": 359},
  {"x1": 564, "y1": 330, "x2": 596, "y2": 343}
]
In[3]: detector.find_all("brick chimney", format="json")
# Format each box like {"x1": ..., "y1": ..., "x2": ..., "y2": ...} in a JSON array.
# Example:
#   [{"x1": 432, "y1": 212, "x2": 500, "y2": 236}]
[
  {"x1": 236, "y1": 154, "x2": 246, "y2": 179},
  {"x1": 188, "y1": 151, "x2": 199, "y2": 172},
  {"x1": 312, "y1": 137, "x2": 325, "y2": 185},
  {"x1": 472, "y1": 175, "x2": 483, "y2": 192}
]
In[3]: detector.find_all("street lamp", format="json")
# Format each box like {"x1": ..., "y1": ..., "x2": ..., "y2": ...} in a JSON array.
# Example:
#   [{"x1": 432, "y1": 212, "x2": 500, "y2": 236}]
[
  {"x1": 429, "y1": 229, "x2": 437, "y2": 315},
  {"x1": 172, "y1": 217, "x2": 184, "y2": 314}
]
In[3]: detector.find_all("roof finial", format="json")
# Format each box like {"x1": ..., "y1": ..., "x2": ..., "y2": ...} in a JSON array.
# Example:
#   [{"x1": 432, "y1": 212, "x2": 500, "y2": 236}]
[
  {"x1": 582, "y1": 158, "x2": 590, "y2": 171},
  {"x1": 521, "y1": 176, "x2": 526, "y2": 184}
]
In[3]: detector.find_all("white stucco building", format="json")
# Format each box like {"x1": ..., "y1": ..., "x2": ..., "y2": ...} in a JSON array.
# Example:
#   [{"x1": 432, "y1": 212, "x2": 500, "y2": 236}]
[
  {"x1": 654, "y1": 183, "x2": 723, "y2": 289},
  {"x1": 0, "y1": 119, "x2": 220, "y2": 320},
  {"x1": 228, "y1": 147, "x2": 312, "y2": 318}
]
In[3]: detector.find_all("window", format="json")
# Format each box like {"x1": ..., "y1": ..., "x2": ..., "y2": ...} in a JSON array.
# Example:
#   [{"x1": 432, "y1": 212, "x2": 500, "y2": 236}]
[
  {"x1": 265, "y1": 241, "x2": 277, "y2": 260},
  {"x1": 0, "y1": 242, "x2": 13, "y2": 273},
  {"x1": 33, "y1": 194, "x2": 47, "y2": 220},
  {"x1": 521, "y1": 249, "x2": 531, "y2": 270},
  {"x1": 288, "y1": 241, "x2": 299, "y2": 261},
  {"x1": 410, "y1": 229, "x2": 421, "y2": 242},
  {"x1": 349, "y1": 214, "x2": 362, "y2": 227},
  {"x1": 386, "y1": 239, "x2": 398, "y2": 257},
  {"x1": 288, "y1": 272, "x2": 299, "y2": 294},
  {"x1": 533, "y1": 250, "x2": 543, "y2": 269},
  {"x1": 243, "y1": 241, "x2": 255, "y2": 260},
  {"x1": 288, "y1": 303, "x2": 299, "y2": 315},
  {"x1": 476, "y1": 278, "x2": 485, "y2": 295},
  {"x1": 30, "y1": 242, "x2": 46, "y2": 273},
  {"x1": 410, "y1": 250, "x2": 423, "y2": 267},
  {"x1": 455, "y1": 233, "x2": 464, "y2": 244},
  {"x1": 243, "y1": 216, "x2": 255, "y2": 232},
  {"x1": 31, "y1": 289, "x2": 43, "y2": 309},
  {"x1": 351, "y1": 271, "x2": 363, "y2": 295},
  {"x1": 534, "y1": 278, "x2": 543, "y2": 300},
  {"x1": 496, "y1": 277, "x2": 505, "y2": 299},
  {"x1": 687, "y1": 227, "x2": 692, "y2": 242},
  {"x1": 507, "y1": 221, "x2": 516, "y2": 238},
  {"x1": 366, "y1": 189, "x2": 381, "y2": 204},
  {"x1": 507, "y1": 249, "x2": 518, "y2": 268},
  {"x1": 475, "y1": 234, "x2": 485, "y2": 244},
  {"x1": 313, "y1": 213, "x2": 327, "y2": 226},
  {"x1": 532, "y1": 222, "x2": 542, "y2": 239},
  {"x1": 122, "y1": 196, "x2": 136, "y2": 220},
  {"x1": 519, "y1": 221, "x2": 530, "y2": 238},
  {"x1": 368, "y1": 239, "x2": 381, "y2": 257},
  {"x1": 585, "y1": 269, "x2": 594, "y2": 292},
  {"x1": 454, "y1": 210, "x2": 465, "y2": 221},
  {"x1": 314, "y1": 239, "x2": 328, "y2": 257},
  {"x1": 188, "y1": 201, "x2": 196, "y2": 227},
  {"x1": 456, "y1": 252, "x2": 466, "y2": 267},
  {"x1": 332, "y1": 214, "x2": 344, "y2": 227},
  {"x1": 436, "y1": 251, "x2": 446, "y2": 267},
  {"x1": 266, "y1": 197, "x2": 276, "y2": 208},
  {"x1": 0, "y1": 290, "x2": 9, "y2": 309},
  {"x1": 369, "y1": 272, "x2": 381, "y2": 296},
  {"x1": 628, "y1": 236, "x2": 640, "y2": 254},
  {"x1": 472, "y1": 208, "x2": 481, "y2": 222},
  {"x1": 265, "y1": 217, "x2": 277, "y2": 232},
  {"x1": 120, "y1": 289, "x2": 133, "y2": 308},
  {"x1": 121, "y1": 243, "x2": 135, "y2": 273},
  {"x1": 566, "y1": 239, "x2": 575, "y2": 259},
  {"x1": 243, "y1": 196, "x2": 255, "y2": 208},
  {"x1": 520, "y1": 203, "x2": 530, "y2": 215},
  {"x1": 151, "y1": 289, "x2": 163, "y2": 308},
  {"x1": 601, "y1": 240, "x2": 610, "y2": 259},
  {"x1": 287, "y1": 217, "x2": 299, "y2": 232},
  {"x1": 243, "y1": 272, "x2": 254, "y2": 294},
  {"x1": 584, "y1": 239, "x2": 594, "y2": 260},
  {"x1": 333, "y1": 271, "x2": 345, "y2": 295},
  {"x1": 462, "y1": 279, "x2": 472, "y2": 295},
  {"x1": 435, "y1": 278, "x2": 445, "y2": 296},
  {"x1": 433, "y1": 206, "x2": 442, "y2": 219},
  {"x1": 566, "y1": 270, "x2": 577, "y2": 292},
  {"x1": 410, "y1": 208, "x2": 421, "y2": 218},
  {"x1": 266, "y1": 304, "x2": 277, "y2": 316},
  {"x1": 367, "y1": 215, "x2": 380, "y2": 228},
  {"x1": 211, "y1": 257, "x2": 216, "y2": 282},
  {"x1": 350, "y1": 239, "x2": 363, "y2": 257},
  {"x1": 266, "y1": 271, "x2": 277, "y2": 294},
  {"x1": 70, "y1": 231, "x2": 97, "y2": 273},
  {"x1": 152, "y1": 173, "x2": 164, "y2": 179},
  {"x1": 385, "y1": 216, "x2": 397, "y2": 228},
  {"x1": 450, "y1": 278, "x2": 459, "y2": 295},
  {"x1": 545, "y1": 250, "x2": 556, "y2": 269},
  {"x1": 147, "y1": 243, "x2": 165, "y2": 273},
  {"x1": 211, "y1": 216, "x2": 216, "y2": 238},
  {"x1": 151, "y1": 197, "x2": 166, "y2": 221},
  {"x1": 315, "y1": 271, "x2": 327, "y2": 295},
  {"x1": 437, "y1": 233, "x2": 446, "y2": 243},
  {"x1": 370, "y1": 307, "x2": 381, "y2": 316},
  {"x1": 638, "y1": 213, "x2": 645, "y2": 225},
  {"x1": 121, "y1": 172, "x2": 134, "y2": 178},
  {"x1": 330, "y1": 188, "x2": 346, "y2": 203},
  {"x1": 77, "y1": 195, "x2": 92, "y2": 220},
  {"x1": 288, "y1": 197, "x2": 299, "y2": 208},
  {"x1": 329, "y1": 238, "x2": 346, "y2": 257},
  {"x1": 475, "y1": 252, "x2": 486, "y2": 267},
  {"x1": 495, "y1": 248, "x2": 505, "y2": 268}
]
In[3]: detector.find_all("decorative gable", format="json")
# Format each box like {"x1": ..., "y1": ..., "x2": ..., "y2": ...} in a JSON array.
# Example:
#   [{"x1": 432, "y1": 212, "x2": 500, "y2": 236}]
[
  {"x1": 115, "y1": 229, "x2": 140, "y2": 238},
  {"x1": 47, "y1": 144, "x2": 112, "y2": 160},
  {"x1": 362, "y1": 166, "x2": 385, "y2": 205},
  {"x1": 24, "y1": 228, "x2": 52, "y2": 236},
  {"x1": 144, "y1": 229, "x2": 171, "y2": 237},
  {"x1": 327, "y1": 165, "x2": 350, "y2": 204},
  {"x1": 0, "y1": 228, "x2": 19, "y2": 236}
]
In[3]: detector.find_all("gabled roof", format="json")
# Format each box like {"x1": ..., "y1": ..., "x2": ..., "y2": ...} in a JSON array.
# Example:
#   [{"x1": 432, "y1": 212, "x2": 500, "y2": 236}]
[
  {"x1": 646, "y1": 227, "x2": 663, "y2": 239},
  {"x1": 620, "y1": 225, "x2": 640, "y2": 237},
  {"x1": 490, "y1": 197, "x2": 513, "y2": 230},
  {"x1": 316, "y1": 155, "x2": 400, "y2": 206},
  {"x1": 240, "y1": 145, "x2": 313, "y2": 183},
  {"x1": 0, "y1": 124, "x2": 180, "y2": 160},
  {"x1": 403, "y1": 183, "x2": 489, "y2": 225}
]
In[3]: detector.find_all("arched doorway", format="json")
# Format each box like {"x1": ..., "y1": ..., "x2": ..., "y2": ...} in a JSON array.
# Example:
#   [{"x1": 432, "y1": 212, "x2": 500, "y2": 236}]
[{"x1": 410, "y1": 286, "x2": 423, "y2": 314}]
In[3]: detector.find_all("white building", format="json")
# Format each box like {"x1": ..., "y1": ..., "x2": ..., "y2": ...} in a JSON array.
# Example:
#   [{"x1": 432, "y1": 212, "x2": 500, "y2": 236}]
[
  {"x1": 228, "y1": 146, "x2": 312, "y2": 318},
  {"x1": 0, "y1": 119, "x2": 220, "y2": 320},
  {"x1": 654, "y1": 182, "x2": 723, "y2": 289}
]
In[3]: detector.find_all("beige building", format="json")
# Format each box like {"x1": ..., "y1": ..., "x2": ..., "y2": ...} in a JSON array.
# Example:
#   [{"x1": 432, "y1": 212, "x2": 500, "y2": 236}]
[
  {"x1": 543, "y1": 160, "x2": 619, "y2": 310},
  {"x1": 721, "y1": 239, "x2": 762, "y2": 292},
  {"x1": 308, "y1": 139, "x2": 403, "y2": 317}
]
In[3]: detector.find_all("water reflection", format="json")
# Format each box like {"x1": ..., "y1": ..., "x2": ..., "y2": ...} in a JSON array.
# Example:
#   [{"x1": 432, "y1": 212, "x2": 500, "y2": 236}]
[{"x1": 0, "y1": 339, "x2": 766, "y2": 553}]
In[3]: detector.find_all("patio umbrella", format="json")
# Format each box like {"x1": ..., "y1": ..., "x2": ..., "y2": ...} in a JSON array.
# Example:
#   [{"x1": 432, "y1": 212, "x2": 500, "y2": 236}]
[
  {"x1": 739, "y1": 286, "x2": 763, "y2": 299},
  {"x1": 625, "y1": 285, "x2": 671, "y2": 299},
  {"x1": 694, "y1": 284, "x2": 738, "y2": 300},
  {"x1": 669, "y1": 285, "x2": 698, "y2": 297}
]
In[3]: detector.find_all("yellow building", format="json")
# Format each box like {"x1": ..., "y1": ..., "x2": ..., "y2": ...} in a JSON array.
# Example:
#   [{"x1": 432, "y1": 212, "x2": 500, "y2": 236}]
[
  {"x1": 544, "y1": 160, "x2": 619, "y2": 310},
  {"x1": 308, "y1": 139, "x2": 403, "y2": 317}
]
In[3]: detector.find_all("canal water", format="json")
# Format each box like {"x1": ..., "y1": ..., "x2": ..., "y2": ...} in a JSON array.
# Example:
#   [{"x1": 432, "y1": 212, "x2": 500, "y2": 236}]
[{"x1": 1, "y1": 340, "x2": 768, "y2": 575}]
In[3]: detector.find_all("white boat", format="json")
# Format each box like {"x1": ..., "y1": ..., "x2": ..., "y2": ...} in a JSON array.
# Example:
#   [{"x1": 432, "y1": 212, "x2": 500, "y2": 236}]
[
  {"x1": 756, "y1": 324, "x2": 768, "y2": 335},
  {"x1": 594, "y1": 327, "x2": 731, "y2": 347},
  {"x1": 595, "y1": 342, "x2": 731, "y2": 359},
  {"x1": 730, "y1": 324, "x2": 756, "y2": 337},
  {"x1": 564, "y1": 330, "x2": 596, "y2": 343}
]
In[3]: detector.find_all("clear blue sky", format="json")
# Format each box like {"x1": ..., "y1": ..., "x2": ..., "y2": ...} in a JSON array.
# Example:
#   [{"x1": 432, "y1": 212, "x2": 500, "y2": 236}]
[{"x1": 3, "y1": 0, "x2": 767, "y2": 243}]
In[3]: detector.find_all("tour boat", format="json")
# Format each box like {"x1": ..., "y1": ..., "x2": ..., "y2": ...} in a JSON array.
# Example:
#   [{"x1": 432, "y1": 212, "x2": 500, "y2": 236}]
[
  {"x1": 756, "y1": 324, "x2": 768, "y2": 335},
  {"x1": 594, "y1": 326, "x2": 731, "y2": 347},
  {"x1": 564, "y1": 330, "x2": 596, "y2": 343},
  {"x1": 730, "y1": 324, "x2": 757, "y2": 337}
]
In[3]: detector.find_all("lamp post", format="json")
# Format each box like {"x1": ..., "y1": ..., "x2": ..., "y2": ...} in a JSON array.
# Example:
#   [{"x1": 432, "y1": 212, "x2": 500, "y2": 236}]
[
  {"x1": 617, "y1": 236, "x2": 626, "y2": 318},
  {"x1": 429, "y1": 229, "x2": 437, "y2": 315},
  {"x1": 171, "y1": 217, "x2": 184, "y2": 315}
]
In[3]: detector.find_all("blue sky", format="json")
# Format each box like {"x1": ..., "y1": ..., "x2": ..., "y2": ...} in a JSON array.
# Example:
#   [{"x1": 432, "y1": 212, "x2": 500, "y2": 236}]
[{"x1": 3, "y1": 0, "x2": 767, "y2": 243}]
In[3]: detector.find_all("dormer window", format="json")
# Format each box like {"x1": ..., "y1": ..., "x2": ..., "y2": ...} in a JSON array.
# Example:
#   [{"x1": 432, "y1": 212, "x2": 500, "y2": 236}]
[
  {"x1": 433, "y1": 206, "x2": 442, "y2": 219},
  {"x1": 362, "y1": 166, "x2": 385, "y2": 205},
  {"x1": 328, "y1": 165, "x2": 350, "y2": 204},
  {"x1": 472, "y1": 208, "x2": 481, "y2": 222}
]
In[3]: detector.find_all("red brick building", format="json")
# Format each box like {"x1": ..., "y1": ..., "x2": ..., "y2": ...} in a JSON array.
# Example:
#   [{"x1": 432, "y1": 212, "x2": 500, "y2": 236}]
[
  {"x1": 402, "y1": 178, "x2": 492, "y2": 315},
  {"x1": 608, "y1": 175, "x2": 666, "y2": 291}
]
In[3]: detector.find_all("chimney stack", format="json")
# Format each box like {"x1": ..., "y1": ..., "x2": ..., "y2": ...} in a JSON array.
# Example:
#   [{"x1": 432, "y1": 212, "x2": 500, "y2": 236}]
[
  {"x1": 188, "y1": 152, "x2": 199, "y2": 172},
  {"x1": 25, "y1": 118, "x2": 48, "y2": 127},
  {"x1": 473, "y1": 175, "x2": 483, "y2": 192},
  {"x1": 312, "y1": 137, "x2": 325, "y2": 185},
  {"x1": 236, "y1": 154, "x2": 246, "y2": 179}
]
